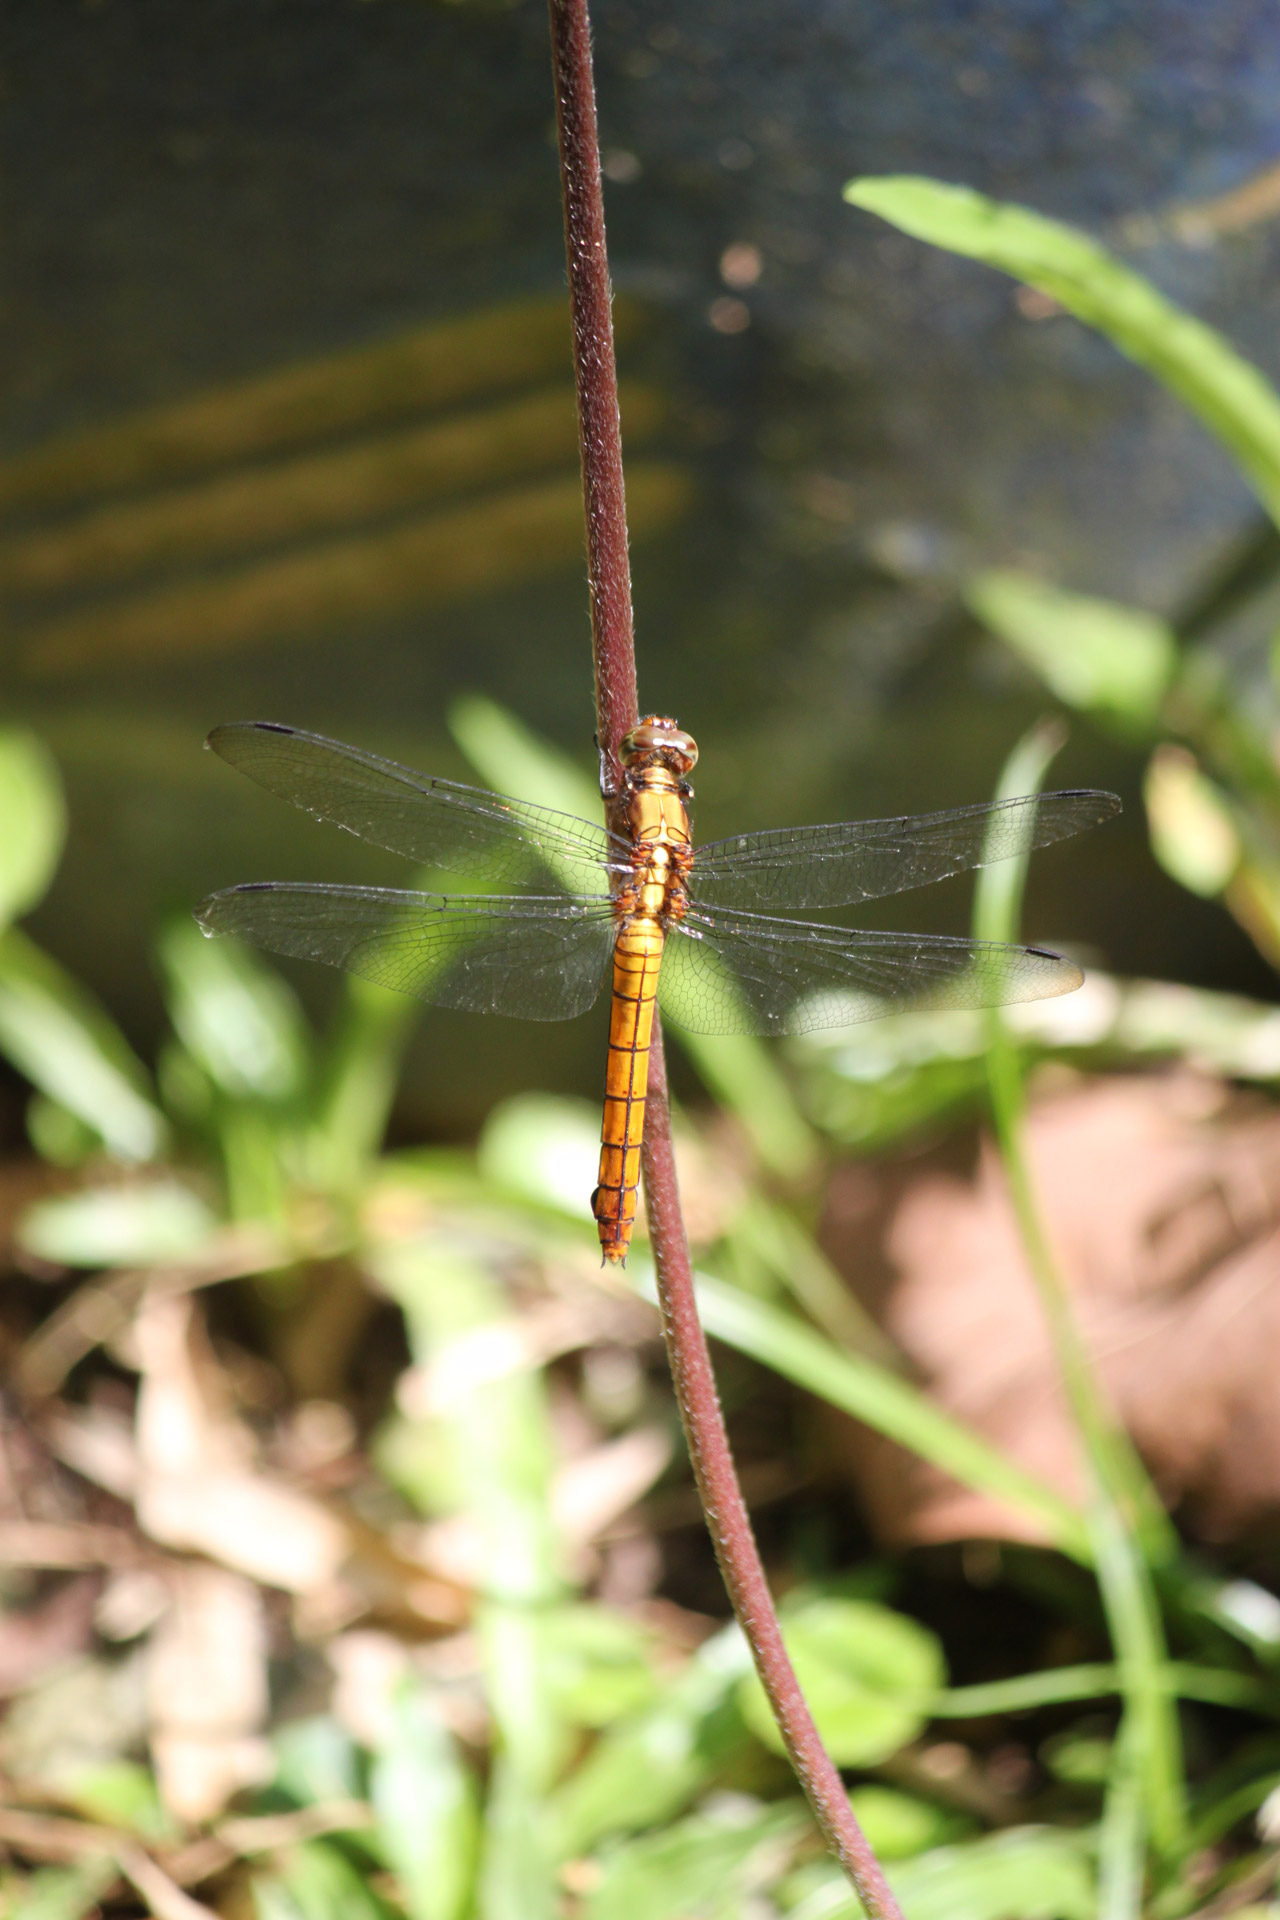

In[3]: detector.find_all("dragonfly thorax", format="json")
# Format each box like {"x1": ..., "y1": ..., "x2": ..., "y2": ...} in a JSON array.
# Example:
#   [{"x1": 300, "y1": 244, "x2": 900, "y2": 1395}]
[{"x1": 624, "y1": 764, "x2": 694, "y2": 859}]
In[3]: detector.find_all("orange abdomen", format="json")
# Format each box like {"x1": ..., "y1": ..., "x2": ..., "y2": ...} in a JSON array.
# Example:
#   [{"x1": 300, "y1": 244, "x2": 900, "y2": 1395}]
[{"x1": 592, "y1": 916, "x2": 664, "y2": 1263}]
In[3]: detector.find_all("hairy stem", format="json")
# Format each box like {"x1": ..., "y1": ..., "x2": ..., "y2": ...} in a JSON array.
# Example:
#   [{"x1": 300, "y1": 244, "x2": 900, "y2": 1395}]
[
  {"x1": 547, "y1": 2, "x2": 903, "y2": 1908},
  {"x1": 643, "y1": 1033, "x2": 907, "y2": 1912},
  {"x1": 547, "y1": 0, "x2": 637, "y2": 794}
]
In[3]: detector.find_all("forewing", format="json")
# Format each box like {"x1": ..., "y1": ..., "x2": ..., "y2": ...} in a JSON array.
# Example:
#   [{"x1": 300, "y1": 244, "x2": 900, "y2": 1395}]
[
  {"x1": 692, "y1": 789, "x2": 1121, "y2": 911},
  {"x1": 208, "y1": 722, "x2": 622, "y2": 897},
  {"x1": 196, "y1": 884, "x2": 616, "y2": 1021},
  {"x1": 658, "y1": 905, "x2": 1083, "y2": 1037}
]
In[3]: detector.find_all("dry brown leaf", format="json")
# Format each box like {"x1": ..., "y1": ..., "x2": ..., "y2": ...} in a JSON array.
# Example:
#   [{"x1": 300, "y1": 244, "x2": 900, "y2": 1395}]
[
  {"x1": 17, "y1": 1225, "x2": 286, "y2": 1399},
  {"x1": 117, "y1": 1841, "x2": 222, "y2": 1920},
  {"x1": 326, "y1": 1629, "x2": 411, "y2": 1748},
  {"x1": 0, "y1": 1575, "x2": 100, "y2": 1696},
  {"x1": 48, "y1": 1404, "x2": 139, "y2": 1499},
  {"x1": 133, "y1": 1294, "x2": 347, "y2": 1593},
  {"x1": 395, "y1": 1289, "x2": 653, "y2": 1420},
  {"x1": 0, "y1": 1804, "x2": 122, "y2": 1865},
  {"x1": 0, "y1": 1521, "x2": 136, "y2": 1571},
  {"x1": 551, "y1": 1426, "x2": 674, "y2": 1550},
  {"x1": 147, "y1": 1561, "x2": 271, "y2": 1824},
  {"x1": 820, "y1": 1071, "x2": 1280, "y2": 1547},
  {"x1": 1, "y1": 1648, "x2": 149, "y2": 1791}
]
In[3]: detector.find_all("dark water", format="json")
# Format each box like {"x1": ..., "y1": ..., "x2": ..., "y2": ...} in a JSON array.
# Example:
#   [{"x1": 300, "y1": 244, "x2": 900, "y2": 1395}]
[{"x1": 5, "y1": 0, "x2": 1280, "y2": 1123}]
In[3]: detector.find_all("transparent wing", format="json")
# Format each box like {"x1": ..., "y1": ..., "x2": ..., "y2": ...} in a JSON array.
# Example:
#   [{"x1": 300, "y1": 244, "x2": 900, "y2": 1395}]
[
  {"x1": 196, "y1": 884, "x2": 617, "y2": 1020},
  {"x1": 658, "y1": 904, "x2": 1083, "y2": 1037},
  {"x1": 208, "y1": 722, "x2": 623, "y2": 897},
  {"x1": 692, "y1": 789, "x2": 1121, "y2": 911}
]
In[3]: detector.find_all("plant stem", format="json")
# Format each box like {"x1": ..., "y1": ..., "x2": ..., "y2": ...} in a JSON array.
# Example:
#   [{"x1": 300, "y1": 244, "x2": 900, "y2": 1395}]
[
  {"x1": 546, "y1": 0, "x2": 637, "y2": 794},
  {"x1": 644, "y1": 1034, "x2": 905, "y2": 1914},
  {"x1": 546, "y1": 2, "x2": 904, "y2": 1909}
]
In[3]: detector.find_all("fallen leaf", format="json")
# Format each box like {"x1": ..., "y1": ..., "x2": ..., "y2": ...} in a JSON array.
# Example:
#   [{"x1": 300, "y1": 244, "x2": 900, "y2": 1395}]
[
  {"x1": 0, "y1": 1575, "x2": 99, "y2": 1696},
  {"x1": 146, "y1": 1562, "x2": 271, "y2": 1824},
  {"x1": 820, "y1": 1071, "x2": 1280, "y2": 1546},
  {"x1": 132, "y1": 1294, "x2": 348, "y2": 1593},
  {"x1": 551, "y1": 1426, "x2": 674, "y2": 1551}
]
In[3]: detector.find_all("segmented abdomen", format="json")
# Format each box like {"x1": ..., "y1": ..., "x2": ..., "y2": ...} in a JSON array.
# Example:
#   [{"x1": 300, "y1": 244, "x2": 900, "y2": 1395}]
[{"x1": 592, "y1": 917, "x2": 664, "y2": 1263}]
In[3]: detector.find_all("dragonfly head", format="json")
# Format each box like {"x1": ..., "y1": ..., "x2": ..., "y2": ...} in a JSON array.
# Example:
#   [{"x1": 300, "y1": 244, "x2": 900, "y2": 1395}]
[{"x1": 620, "y1": 716, "x2": 699, "y2": 777}]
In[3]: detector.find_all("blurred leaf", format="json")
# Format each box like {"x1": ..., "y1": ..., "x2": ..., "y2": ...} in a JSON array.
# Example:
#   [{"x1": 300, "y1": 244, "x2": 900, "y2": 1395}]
[
  {"x1": 583, "y1": 1798, "x2": 807, "y2": 1920},
  {"x1": 799, "y1": 1047, "x2": 990, "y2": 1154},
  {"x1": 155, "y1": 1039, "x2": 215, "y2": 1127},
  {"x1": 449, "y1": 693, "x2": 602, "y2": 824},
  {"x1": 373, "y1": 1242, "x2": 559, "y2": 1609},
  {"x1": 736, "y1": 1596, "x2": 943, "y2": 1766},
  {"x1": 0, "y1": 728, "x2": 67, "y2": 926},
  {"x1": 310, "y1": 978, "x2": 417, "y2": 1191},
  {"x1": 272, "y1": 1717, "x2": 363, "y2": 1810},
  {"x1": 846, "y1": 1785, "x2": 972, "y2": 1862},
  {"x1": 219, "y1": 1103, "x2": 291, "y2": 1227},
  {"x1": 60, "y1": 1759, "x2": 174, "y2": 1840},
  {"x1": 789, "y1": 1825, "x2": 1096, "y2": 1920},
  {"x1": 477, "y1": 1094, "x2": 600, "y2": 1223},
  {"x1": 1097, "y1": 1713, "x2": 1144, "y2": 1920},
  {"x1": 254, "y1": 1841, "x2": 392, "y2": 1920},
  {"x1": 1226, "y1": 861, "x2": 1280, "y2": 973},
  {"x1": 19, "y1": 1179, "x2": 219, "y2": 1267},
  {"x1": 675, "y1": 1028, "x2": 821, "y2": 1182},
  {"x1": 1043, "y1": 1728, "x2": 1115, "y2": 1788},
  {"x1": 641, "y1": 1268, "x2": 1091, "y2": 1560},
  {"x1": 966, "y1": 572, "x2": 1175, "y2": 733},
  {"x1": 796, "y1": 974, "x2": 1280, "y2": 1134},
  {"x1": 1144, "y1": 746, "x2": 1241, "y2": 896},
  {"x1": 160, "y1": 916, "x2": 309, "y2": 1101},
  {"x1": 369, "y1": 1685, "x2": 478, "y2": 1920},
  {"x1": 539, "y1": 1604, "x2": 662, "y2": 1729},
  {"x1": 26, "y1": 1095, "x2": 104, "y2": 1167},
  {"x1": 478, "y1": 1756, "x2": 557, "y2": 1920},
  {"x1": 372, "y1": 1234, "x2": 564, "y2": 1863},
  {"x1": 0, "y1": 928, "x2": 165, "y2": 1161},
  {"x1": 724, "y1": 1194, "x2": 896, "y2": 1357},
  {"x1": 549, "y1": 1625, "x2": 753, "y2": 1856},
  {"x1": 483, "y1": 1603, "x2": 567, "y2": 1798},
  {"x1": 844, "y1": 175, "x2": 1280, "y2": 526},
  {"x1": 10, "y1": 1858, "x2": 118, "y2": 1920}
]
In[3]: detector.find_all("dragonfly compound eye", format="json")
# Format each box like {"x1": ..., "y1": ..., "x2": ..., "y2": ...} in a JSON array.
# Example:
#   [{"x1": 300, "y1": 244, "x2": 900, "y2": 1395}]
[{"x1": 620, "y1": 718, "x2": 699, "y2": 776}]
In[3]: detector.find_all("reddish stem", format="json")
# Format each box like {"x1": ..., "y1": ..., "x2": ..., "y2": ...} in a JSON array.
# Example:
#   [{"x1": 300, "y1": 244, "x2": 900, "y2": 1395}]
[
  {"x1": 547, "y1": 0, "x2": 638, "y2": 796},
  {"x1": 642, "y1": 1034, "x2": 904, "y2": 1913},
  {"x1": 546, "y1": 3, "x2": 904, "y2": 1911}
]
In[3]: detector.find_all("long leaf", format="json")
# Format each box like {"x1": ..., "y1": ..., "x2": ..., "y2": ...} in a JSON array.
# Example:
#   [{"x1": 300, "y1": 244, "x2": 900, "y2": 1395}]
[
  {"x1": 974, "y1": 725, "x2": 1186, "y2": 1863},
  {"x1": 0, "y1": 928, "x2": 165, "y2": 1160},
  {"x1": 0, "y1": 728, "x2": 67, "y2": 926},
  {"x1": 844, "y1": 175, "x2": 1280, "y2": 528},
  {"x1": 630, "y1": 1263, "x2": 1090, "y2": 1560}
]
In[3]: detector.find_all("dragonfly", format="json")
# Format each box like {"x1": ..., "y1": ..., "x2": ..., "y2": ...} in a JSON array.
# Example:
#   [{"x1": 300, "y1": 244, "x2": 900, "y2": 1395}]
[{"x1": 196, "y1": 716, "x2": 1120, "y2": 1263}]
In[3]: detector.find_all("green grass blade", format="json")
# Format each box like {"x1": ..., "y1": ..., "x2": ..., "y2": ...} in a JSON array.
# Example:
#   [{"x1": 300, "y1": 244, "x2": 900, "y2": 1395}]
[
  {"x1": 1097, "y1": 1712, "x2": 1146, "y2": 1920},
  {"x1": 312, "y1": 976, "x2": 418, "y2": 1191},
  {"x1": 631, "y1": 1263, "x2": 1090, "y2": 1560},
  {"x1": 922, "y1": 1662, "x2": 1278, "y2": 1720},
  {"x1": 974, "y1": 724, "x2": 1187, "y2": 1862}
]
